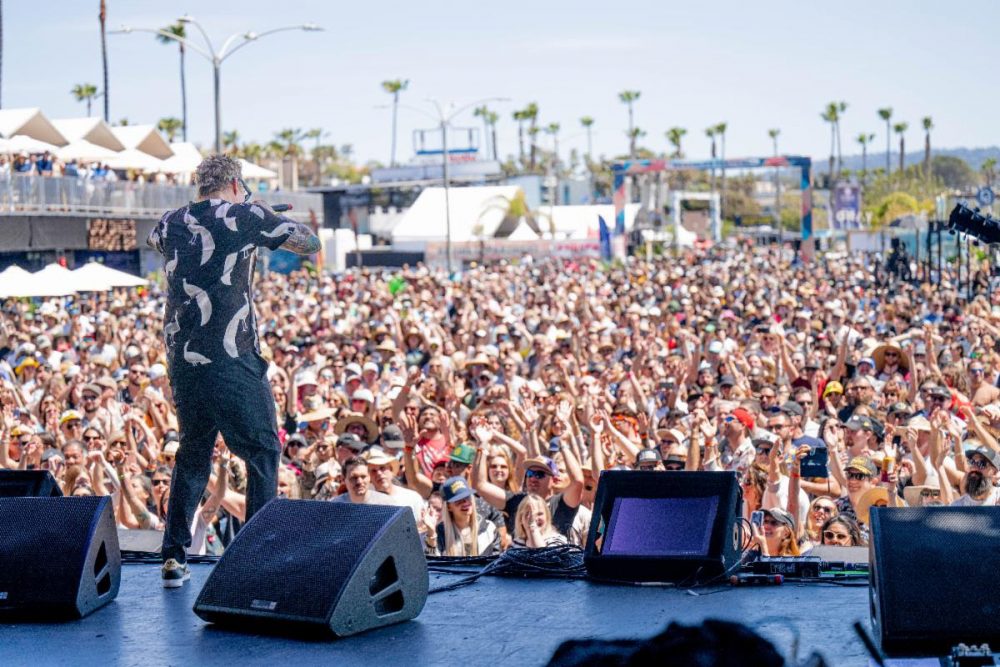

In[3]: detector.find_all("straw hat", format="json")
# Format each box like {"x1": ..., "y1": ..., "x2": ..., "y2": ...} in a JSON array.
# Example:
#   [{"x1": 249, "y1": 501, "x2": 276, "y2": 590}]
[
  {"x1": 872, "y1": 343, "x2": 909, "y2": 373},
  {"x1": 855, "y1": 487, "x2": 889, "y2": 525},
  {"x1": 333, "y1": 411, "x2": 379, "y2": 443}
]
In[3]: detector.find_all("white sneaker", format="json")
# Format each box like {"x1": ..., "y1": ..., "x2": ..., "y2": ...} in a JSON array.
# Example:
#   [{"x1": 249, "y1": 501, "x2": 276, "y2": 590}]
[{"x1": 161, "y1": 558, "x2": 190, "y2": 588}]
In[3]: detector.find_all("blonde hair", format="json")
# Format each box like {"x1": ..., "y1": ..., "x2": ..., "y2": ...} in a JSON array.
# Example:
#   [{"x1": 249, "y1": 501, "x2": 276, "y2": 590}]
[
  {"x1": 513, "y1": 493, "x2": 555, "y2": 544},
  {"x1": 441, "y1": 496, "x2": 480, "y2": 557},
  {"x1": 277, "y1": 467, "x2": 301, "y2": 500},
  {"x1": 487, "y1": 446, "x2": 520, "y2": 493}
]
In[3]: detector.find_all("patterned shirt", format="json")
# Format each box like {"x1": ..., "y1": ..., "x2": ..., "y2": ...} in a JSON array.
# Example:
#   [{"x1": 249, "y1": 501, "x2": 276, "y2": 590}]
[{"x1": 148, "y1": 199, "x2": 296, "y2": 373}]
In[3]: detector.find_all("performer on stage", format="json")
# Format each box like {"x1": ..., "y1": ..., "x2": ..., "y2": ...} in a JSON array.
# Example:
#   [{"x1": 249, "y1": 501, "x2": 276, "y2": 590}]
[{"x1": 147, "y1": 155, "x2": 320, "y2": 587}]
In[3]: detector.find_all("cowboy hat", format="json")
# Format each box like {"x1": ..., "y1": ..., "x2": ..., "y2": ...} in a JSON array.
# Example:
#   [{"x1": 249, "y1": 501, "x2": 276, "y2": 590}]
[
  {"x1": 872, "y1": 343, "x2": 909, "y2": 373},
  {"x1": 333, "y1": 411, "x2": 379, "y2": 443}
]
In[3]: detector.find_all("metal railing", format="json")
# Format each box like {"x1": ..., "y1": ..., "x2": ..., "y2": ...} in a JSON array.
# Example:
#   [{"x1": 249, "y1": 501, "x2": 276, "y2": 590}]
[{"x1": 0, "y1": 174, "x2": 323, "y2": 223}]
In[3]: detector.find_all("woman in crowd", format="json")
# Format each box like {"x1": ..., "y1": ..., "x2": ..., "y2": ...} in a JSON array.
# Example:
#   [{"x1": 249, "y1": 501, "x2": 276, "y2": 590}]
[
  {"x1": 427, "y1": 476, "x2": 499, "y2": 557},
  {"x1": 512, "y1": 493, "x2": 567, "y2": 548}
]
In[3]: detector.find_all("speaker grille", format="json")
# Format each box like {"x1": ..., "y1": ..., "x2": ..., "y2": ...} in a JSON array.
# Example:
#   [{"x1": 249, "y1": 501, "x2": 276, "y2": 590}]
[
  {"x1": 0, "y1": 496, "x2": 105, "y2": 610},
  {"x1": 871, "y1": 507, "x2": 1000, "y2": 651},
  {"x1": 198, "y1": 500, "x2": 403, "y2": 621}
]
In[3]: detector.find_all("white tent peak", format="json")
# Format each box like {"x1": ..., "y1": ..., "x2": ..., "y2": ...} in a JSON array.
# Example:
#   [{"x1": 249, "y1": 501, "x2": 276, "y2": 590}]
[
  {"x1": 111, "y1": 125, "x2": 173, "y2": 159},
  {"x1": 0, "y1": 108, "x2": 68, "y2": 146},
  {"x1": 72, "y1": 262, "x2": 148, "y2": 290},
  {"x1": 51, "y1": 117, "x2": 126, "y2": 151},
  {"x1": 392, "y1": 185, "x2": 527, "y2": 244}
]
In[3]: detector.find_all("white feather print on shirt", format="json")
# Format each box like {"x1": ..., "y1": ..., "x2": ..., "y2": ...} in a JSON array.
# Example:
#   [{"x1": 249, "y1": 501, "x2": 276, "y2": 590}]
[
  {"x1": 182, "y1": 279, "x2": 212, "y2": 326},
  {"x1": 183, "y1": 341, "x2": 212, "y2": 366},
  {"x1": 260, "y1": 222, "x2": 298, "y2": 239},
  {"x1": 184, "y1": 210, "x2": 215, "y2": 265},
  {"x1": 215, "y1": 202, "x2": 238, "y2": 231},
  {"x1": 223, "y1": 293, "x2": 252, "y2": 358},
  {"x1": 164, "y1": 249, "x2": 178, "y2": 279},
  {"x1": 163, "y1": 312, "x2": 181, "y2": 348},
  {"x1": 221, "y1": 244, "x2": 255, "y2": 286},
  {"x1": 250, "y1": 205, "x2": 265, "y2": 219}
]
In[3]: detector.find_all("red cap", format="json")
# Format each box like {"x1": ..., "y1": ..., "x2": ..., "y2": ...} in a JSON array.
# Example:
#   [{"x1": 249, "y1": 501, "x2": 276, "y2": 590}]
[{"x1": 731, "y1": 407, "x2": 755, "y2": 431}]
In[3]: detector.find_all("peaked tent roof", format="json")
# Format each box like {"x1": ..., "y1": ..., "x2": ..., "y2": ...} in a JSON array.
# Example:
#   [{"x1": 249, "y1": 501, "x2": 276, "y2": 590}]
[
  {"x1": 392, "y1": 186, "x2": 527, "y2": 243},
  {"x1": 160, "y1": 142, "x2": 203, "y2": 175},
  {"x1": 51, "y1": 117, "x2": 126, "y2": 151},
  {"x1": 72, "y1": 262, "x2": 148, "y2": 290},
  {"x1": 111, "y1": 125, "x2": 173, "y2": 159},
  {"x1": 0, "y1": 263, "x2": 76, "y2": 298},
  {"x1": 0, "y1": 108, "x2": 68, "y2": 146}
]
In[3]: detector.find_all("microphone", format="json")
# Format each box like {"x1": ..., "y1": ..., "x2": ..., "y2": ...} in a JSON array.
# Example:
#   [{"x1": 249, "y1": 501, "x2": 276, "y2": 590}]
[{"x1": 271, "y1": 204, "x2": 293, "y2": 212}]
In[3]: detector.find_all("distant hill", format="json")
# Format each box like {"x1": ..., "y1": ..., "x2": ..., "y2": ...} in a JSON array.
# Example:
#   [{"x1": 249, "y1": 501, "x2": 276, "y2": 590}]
[{"x1": 814, "y1": 146, "x2": 1000, "y2": 174}]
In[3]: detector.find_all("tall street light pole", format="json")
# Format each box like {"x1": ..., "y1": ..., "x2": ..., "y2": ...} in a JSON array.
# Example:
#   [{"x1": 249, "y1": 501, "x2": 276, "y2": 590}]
[
  {"x1": 427, "y1": 97, "x2": 509, "y2": 275},
  {"x1": 112, "y1": 18, "x2": 322, "y2": 153}
]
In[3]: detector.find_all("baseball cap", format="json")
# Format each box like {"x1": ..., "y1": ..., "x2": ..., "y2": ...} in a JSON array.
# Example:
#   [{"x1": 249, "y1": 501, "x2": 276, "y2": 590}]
[
  {"x1": 731, "y1": 408, "x2": 755, "y2": 430},
  {"x1": 858, "y1": 357, "x2": 876, "y2": 368},
  {"x1": 381, "y1": 424, "x2": 405, "y2": 449},
  {"x1": 523, "y1": 456, "x2": 559, "y2": 476},
  {"x1": 148, "y1": 363, "x2": 167, "y2": 381},
  {"x1": 351, "y1": 388, "x2": 375, "y2": 404},
  {"x1": 707, "y1": 340, "x2": 723, "y2": 354},
  {"x1": 441, "y1": 476, "x2": 473, "y2": 503},
  {"x1": 448, "y1": 443, "x2": 476, "y2": 465},
  {"x1": 763, "y1": 507, "x2": 795, "y2": 531},
  {"x1": 636, "y1": 449, "x2": 662, "y2": 465},
  {"x1": 780, "y1": 401, "x2": 804, "y2": 417},
  {"x1": 719, "y1": 375, "x2": 735, "y2": 387},
  {"x1": 163, "y1": 441, "x2": 180, "y2": 456},
  {"x1": 823, "y1": 381, "x2": 844, "y2": 398},
  {"x1": 964, "y1": 445, "x2": 1000, "y2": 470},
  {"x1": 59, "y1": 410, "x2": 83, "y2": 425},
  {"x1": 337, "y1": 432, "x2": 365, "y2": 451},
  {"x1": 845, "y1": 456, "x2": 878, "y2": 477},
  {"x1": 297, "y1": 370, "x2": 318, "y2": 386},
  {"x1": 163, "y1": 429, "x2": 180, "y2": 443},
  {"x1": 845, "y1": 415, "x2": 884, "y2": 439}
]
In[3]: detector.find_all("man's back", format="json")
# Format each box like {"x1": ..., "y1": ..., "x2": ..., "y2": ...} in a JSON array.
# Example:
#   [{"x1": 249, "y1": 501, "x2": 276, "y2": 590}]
[{"x1": 149, "y1": 199, "x2": 294, "y2": 372}]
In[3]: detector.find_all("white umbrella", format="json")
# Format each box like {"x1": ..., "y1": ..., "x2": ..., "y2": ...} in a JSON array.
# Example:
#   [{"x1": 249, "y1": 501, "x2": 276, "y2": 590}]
[
  {"x1": 0, "y1": 135, "x2": 60, "y2": 154},
  {"x1": 72, "y1": 262, "x2": 148, "y2": 290},
  {"x1": 55, "y1": 139, "x2": 118, "y2": 162},
  {"x1": 1, "y1": 263, "x2": 75, "y2": 298},
  {"x1": 0, "y1": 266, "x2": 32, "y2": 299},
  {"x1": 240, "y1": 159, "x2": 277, "y2": 179},
  {"x1": 104, "y1": 148, "x2": 165, "y2": 172}
]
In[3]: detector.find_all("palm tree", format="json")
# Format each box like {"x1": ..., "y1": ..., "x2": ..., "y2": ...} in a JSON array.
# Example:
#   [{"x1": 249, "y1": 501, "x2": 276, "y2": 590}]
[
  {"x1": 71, "y1": 83, "x2": 100, "y2": 116},
  {"x1": 513, "y1": 109, "x2": 527, "y2": 167},
  {"x1": 715, "y1": 122, "x2": 728, "y2": 216},
  {"x1": 835, "y1": 101, "x2": 848, "y2": 175},
  {"x1": 156, "y1": 22, "x2": 187, "y2": 141},
  {"x1": 222, "y1": 130, "x2": 240, "y2": 154},
  {"x1": 665, "y1": 127, "x2": 686, "y2": 159},
  {"x1": 98, "y1": 0, "x2": 109, "y2": 122},
  {"x1": 877, "y1": 107, "x2": 893, "y2": 174},
  {"x1": 157, "y1": 117, "x2": 183, "y2": 142},
  {"x1": 982, "y1": 158, "x2": 997, "y2": 187},
  {"x1": 303, "y1": 127, "x2": 327, "y2": 186},
  {"x1": 485, "y1": 110, "x2": 499, "y2": 162},
  {"x1": 921, "y1": 116, "x2": 933, "y2": 174},
  {"x1": 821, "y1": 103, "x2": 838, "y2": 180},
  {"x1": 524, "y1": 102, "x2": 539, "y2": 170},
  {"x1": 276, "y1": 128, "x2": 305, "y2": 190},
  {"x1": 893, "y1": 122, "x2": 908, "y2": 173},
  {"x1": 768, "y1": 128, "x2": 781, "y2": 226},
  {"x1": 380, "y1": 79, "x2": 408, "y2": 167},
  {"x1": 856, "y1": 132, "x2": 875, "y2": 187},
  {"x1": 618, "y1": 90, "x2": 641, "y2": 158},
  {"x1": 705, "y1": 126, "x2": 717, "y2": 201},
  {"x1": 474, "y1": 106, "x2": 492, "y2": 159},
  {"x1": 545, "y1": 122, "x2": 561, "y2": 203},
  {"x1": 580, "y1": 116, "x2": 595, "y2": 160}
]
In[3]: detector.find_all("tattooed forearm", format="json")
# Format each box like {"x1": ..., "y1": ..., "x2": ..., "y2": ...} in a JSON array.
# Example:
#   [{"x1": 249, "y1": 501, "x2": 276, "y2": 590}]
[{"x1": 279, "y1": 223, "x2": 322, "y2": 255}]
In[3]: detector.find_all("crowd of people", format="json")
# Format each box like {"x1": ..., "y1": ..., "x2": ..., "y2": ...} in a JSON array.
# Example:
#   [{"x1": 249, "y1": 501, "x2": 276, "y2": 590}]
[
  {"x1": 1, "y1": 244, "x2": 999, "y2": 560},
  {"x1": 0, "y1": 151, "x2": 190, "y2": 184}
]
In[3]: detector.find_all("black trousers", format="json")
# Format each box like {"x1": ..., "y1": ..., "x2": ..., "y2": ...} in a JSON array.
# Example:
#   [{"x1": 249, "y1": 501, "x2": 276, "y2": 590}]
[{"x1": 162, "y1": 359, "x2": 279, "y2": 563}]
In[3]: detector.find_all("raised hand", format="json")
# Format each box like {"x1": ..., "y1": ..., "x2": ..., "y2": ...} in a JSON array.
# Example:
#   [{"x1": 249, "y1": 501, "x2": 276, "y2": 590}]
[{"x1": 472, "y1": 425, "x2": 493, "y2": 445}]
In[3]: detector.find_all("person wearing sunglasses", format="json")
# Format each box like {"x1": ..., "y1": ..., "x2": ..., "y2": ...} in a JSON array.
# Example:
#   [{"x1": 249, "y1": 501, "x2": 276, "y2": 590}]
[
  {"x1": 148, "y1": 155, "x2": 321, "y2": 589},
  {"x1": 967, "y1": 362, "x2": 1000, "y2": 407},
  {"x1": 951, "y1": 445, "x2": 1000, "y2": 507},
  {"x1": 819, "y1": 515, "x2": 863, "y2": 547}
]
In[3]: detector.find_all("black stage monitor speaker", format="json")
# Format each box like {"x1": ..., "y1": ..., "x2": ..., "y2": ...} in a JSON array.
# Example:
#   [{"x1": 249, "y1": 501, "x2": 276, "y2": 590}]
[
  {"x1": 194, "y1": 499, "x2": 428, "y2": 636},
  {"x1": 0, "y1": 495, "x2": 120, "y2": 618},
  {"x1": 0, "y1": 470, "x2": 62, "y2": 497},
  {"x1": 584, "y1": 471, "x2": 743, "y2": 583},
  {"x1": 870, "y1": 506, "x2": 1000, "y2": 655}
]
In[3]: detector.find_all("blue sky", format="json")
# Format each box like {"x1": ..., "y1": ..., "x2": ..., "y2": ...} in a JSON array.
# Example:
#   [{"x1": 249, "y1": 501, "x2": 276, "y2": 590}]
[{"x1": 6, "y1": 1, "x2": 998, "y2": 165}]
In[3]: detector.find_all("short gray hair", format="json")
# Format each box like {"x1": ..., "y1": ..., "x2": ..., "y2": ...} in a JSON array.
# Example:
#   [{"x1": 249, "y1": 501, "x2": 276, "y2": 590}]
[{"x1": 195, "y1": 154, "x2": 242, "y2": 196}]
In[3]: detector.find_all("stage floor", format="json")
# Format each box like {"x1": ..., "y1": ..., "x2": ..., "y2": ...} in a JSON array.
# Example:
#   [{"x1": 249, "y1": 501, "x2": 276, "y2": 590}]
[{"x1": 1, "y1": 564, "x2": 877, "y2": 666}]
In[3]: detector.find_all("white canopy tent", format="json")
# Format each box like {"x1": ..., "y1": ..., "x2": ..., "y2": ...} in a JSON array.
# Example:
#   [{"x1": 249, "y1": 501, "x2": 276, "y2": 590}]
[
  {"x1": 0, "y1": 108, "x2": 68, "y2": 146},
  {"x1": 0, "y1": 263, "x2": 76, "y2": 298},
  {"x1": 71, "y1": 262, "x2": 148, "y2": 291},
  {"x1": 55, "y1": 139, "x2": 119, "y2": 162},
  {"x1": 240, "y1": 159, "x2": 277, "y2": 179},
  {"x1": 392, "y1": 186, "x2": 527, "y2": 244},
  {"x1": 0, "y1": 266, "x2": 32, "y2": 298},
  {"x1": 0, "y1": 136, "x2": 60, "y2": 154},
  {"x1": 160, "y1": 142, "x2": 203, "y2": 176},
  {"x1": 51, "y1": 117, "x2": 125, "y2": 151},
  {"x1": 111, "y1": 125, "x2": 173, "y2": 159},
  {"x1": 104, "y1": 148, "x2": 166, "y2": 172}
]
